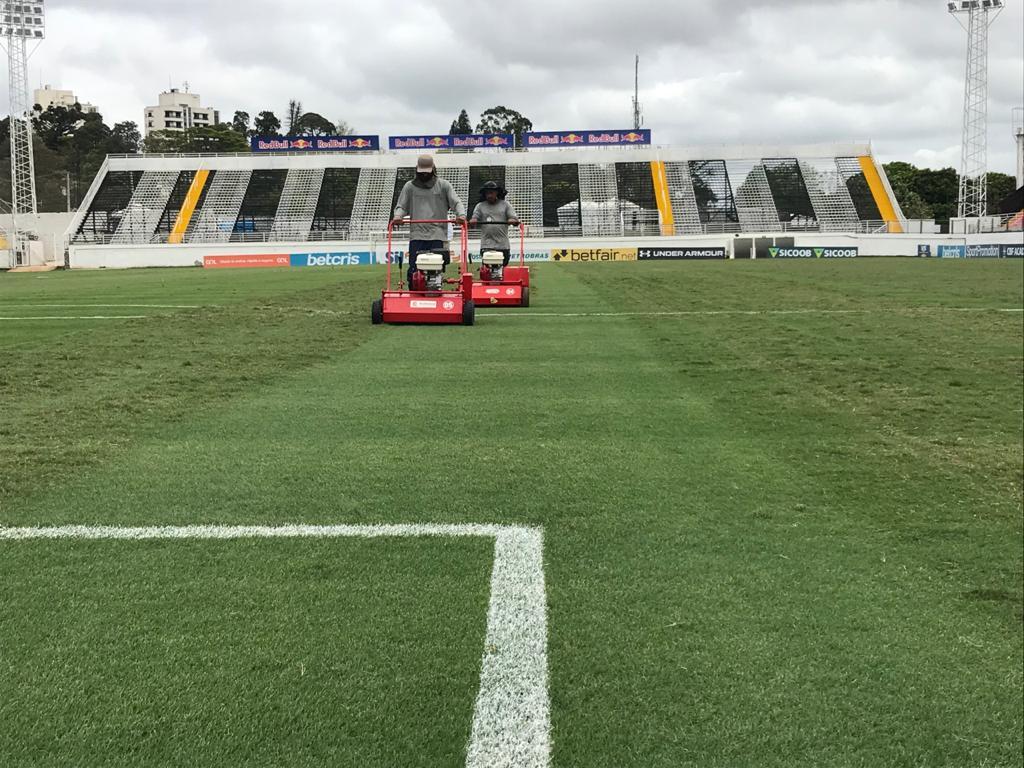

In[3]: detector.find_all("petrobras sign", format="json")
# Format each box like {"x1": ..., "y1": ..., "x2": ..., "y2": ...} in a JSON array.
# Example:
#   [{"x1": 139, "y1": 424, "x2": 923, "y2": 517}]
[
  {"x1": 523, "y1": 129, "x2": 651, "y2": 148},
  {"x1": 467, "y1": 246, "x2": 550, "y2": 262},
  {"x1": 638, "y1": 247, "x2": 727, "y2": 260},
  {"x1": 768, "y1": 247, "x2": 859, "y2": 259},
  {"x1": 250, "y1": 135, "x2": 380, "y2": 152},
  {"x1": 290, "y1": 251, "x2": 373, "y2": 267},
  {"x1": 520, "y1": 251, "x2": 552, "y2": 262},
  {"x1": 938, "y1": 245, "x2": 966, "y2": 259},
  {"x1": 388, "y1": 134, "x2": 514, "y2": 150}
]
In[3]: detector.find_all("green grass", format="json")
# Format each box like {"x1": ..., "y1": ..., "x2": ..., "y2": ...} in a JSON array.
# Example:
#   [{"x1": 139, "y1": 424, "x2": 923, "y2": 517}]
[{"x1": 1, "y1": 259, "x2": 1022, "y2": 767}]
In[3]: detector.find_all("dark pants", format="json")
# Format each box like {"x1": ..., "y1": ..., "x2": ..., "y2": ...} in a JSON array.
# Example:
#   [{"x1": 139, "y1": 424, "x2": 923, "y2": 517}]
[{"x1": 408, "y1": 240, "x2": 447, "y2": 286}]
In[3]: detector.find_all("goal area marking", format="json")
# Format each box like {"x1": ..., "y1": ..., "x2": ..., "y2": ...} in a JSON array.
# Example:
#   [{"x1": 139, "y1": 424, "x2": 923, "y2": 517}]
[{"x1": 0, "y1": 523, "x2": 550, "y2": 768}]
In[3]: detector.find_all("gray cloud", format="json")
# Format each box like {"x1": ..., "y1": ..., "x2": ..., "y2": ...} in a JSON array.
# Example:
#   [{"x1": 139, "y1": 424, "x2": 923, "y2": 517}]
[{"x1": 16, "y1": 0, "x2": 1024, "y2": 173}]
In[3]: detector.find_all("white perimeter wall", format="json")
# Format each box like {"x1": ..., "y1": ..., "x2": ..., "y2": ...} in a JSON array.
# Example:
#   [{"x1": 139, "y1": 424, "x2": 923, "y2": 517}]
[{"x1": 68, "y1": 231, "x2": 1024, "y2": 269}]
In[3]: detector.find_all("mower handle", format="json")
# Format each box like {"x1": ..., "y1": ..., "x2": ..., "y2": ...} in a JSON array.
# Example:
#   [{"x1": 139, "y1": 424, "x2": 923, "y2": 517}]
[
  {"x1": 465, "y1": 221, "x2": 528, "y2": 268},
  {"x1": 385, "y1": 219, "x2": 469, "y2": 290}
]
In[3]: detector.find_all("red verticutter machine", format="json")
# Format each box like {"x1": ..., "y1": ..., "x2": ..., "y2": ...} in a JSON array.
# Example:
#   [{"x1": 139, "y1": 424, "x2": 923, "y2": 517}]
[
  {"x1": 470, "y1": 222, "x2": 531, "y2": 308},
  {"x1": 371, "y1": 219, "x2": 476, "y2": 326}
]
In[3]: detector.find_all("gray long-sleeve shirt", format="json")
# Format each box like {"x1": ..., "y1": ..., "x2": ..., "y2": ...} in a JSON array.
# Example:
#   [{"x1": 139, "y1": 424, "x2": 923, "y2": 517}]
[
  {"x1": 394, "y1": 176, "x2": 465, "y2": 242},
  {"x1": 471, "y1": 200, "x2": 519, "y2": 250}
]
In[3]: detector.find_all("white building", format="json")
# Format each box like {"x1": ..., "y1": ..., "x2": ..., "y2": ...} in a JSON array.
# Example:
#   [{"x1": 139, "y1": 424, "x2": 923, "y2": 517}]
[
  {"x1": 144, "y1": 89, "x2": 219, "y2": 136},
  {"x1": 33, "y1": 84, "x2": 98, "y2": 114}
]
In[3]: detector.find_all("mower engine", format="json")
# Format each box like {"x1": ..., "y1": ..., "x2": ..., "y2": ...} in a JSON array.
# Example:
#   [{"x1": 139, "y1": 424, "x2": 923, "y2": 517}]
[
  {"x1": 480, "y1": 250, "x2": 505, "y2": 283},
  {"x1": 412, "y1": 252, "x2": 446, "y2": 292}
]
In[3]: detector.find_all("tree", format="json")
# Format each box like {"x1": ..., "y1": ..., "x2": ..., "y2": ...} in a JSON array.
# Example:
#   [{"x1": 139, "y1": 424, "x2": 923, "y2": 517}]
[
  {"x1": 476, "y1": 106, "x2": 532, "y2": 146},
  {"x1": 334, "y1": 120, "x2": 354, "y2": 136},
  {"x1": 143, "y1": 124, "x2": 249, "y2": 154},
  {"x1": 286, "y1": 99, "x2": 303, "y2": 135},
  {"x1": 32, "y1": 104, "x2": 86, "y2": 151},
  {"x1": 449, "y1": 109, "x2": 473, "y2": 135},
  {"x1": 231, "y1": 110, "x2": 251, "y2": 137},
  {"x1": 253, "y1": 110, "x2": 281, "y2": 137},
  {"x1": 884, "y1": 161, "x2": 958, "y2": 224},
  {"x1": 142, "y1": 129, "x2": 187, "y2": 154},
  {"x1": 987, "y1": 171, "x2": 1016, "y2": 209},
  {"x1": 291, "y1": 112, "x2": 335, "y2": 136},
  {"x1": 110, "y1": 122, "x2": 141, "y2": 154},
  {"x1": 188, "y1": 123, "x2": 250, "y2": 153}
]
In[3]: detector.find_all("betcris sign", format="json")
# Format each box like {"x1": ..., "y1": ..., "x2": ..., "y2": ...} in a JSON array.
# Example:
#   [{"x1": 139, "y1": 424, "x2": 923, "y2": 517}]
[
  {"x1": 290, "y1": 252, "x2": 373, "y2": 267},
  {"x1": 768, "y1": 247, "x2": 858, "y2": 259},
  {"x1": 523, "y1": 129, "x2": 651, "y2": 147},
  {"x1": 938, "y1": 245, "x2": 966, "y2": 259},
  {"x1": 251, "y1": 135, "x2": 380, "y2": 152},
  {"x1": 389, "y1": 134, "x2": 514, "y2": 150}
]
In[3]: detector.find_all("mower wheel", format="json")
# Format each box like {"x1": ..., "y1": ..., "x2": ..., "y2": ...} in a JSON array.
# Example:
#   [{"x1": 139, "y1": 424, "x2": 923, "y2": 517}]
[
  {"x1": 521, "y1": 287, "x2": 530, "y2": 308},
  {"x1": 371, "y1": 299, "x2": 383, "y2": 325},
  {"x1": 462, "y1": 300, "x2": 476, "y2": 326}
]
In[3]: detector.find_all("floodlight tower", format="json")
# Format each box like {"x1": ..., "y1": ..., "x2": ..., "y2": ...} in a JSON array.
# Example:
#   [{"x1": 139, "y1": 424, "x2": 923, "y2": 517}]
[
  {"x1": 1013, "y1": 107, "x2": 1024, "y2": 189},
  {"x1": 632, "y1": 54, "x2": 642, "y2": 130},
  {"x1": 948, "y1": 0, "x2": 1004, "y2": 219},
  {"x1": 1, "y1": 0, "x2": 44, "y2": 264}
]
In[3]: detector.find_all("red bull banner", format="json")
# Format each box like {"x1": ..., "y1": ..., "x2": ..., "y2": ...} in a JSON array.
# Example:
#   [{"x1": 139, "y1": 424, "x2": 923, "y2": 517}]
[
  {"x1": 523, "y1": 129, "x2": 651, "y2": 147},
  {"x1": 250, "y1": 135, "x2": 380, "y2": 152},
  {"x1": 388, "y1": 134, "x2": 514, "y2": 150}
]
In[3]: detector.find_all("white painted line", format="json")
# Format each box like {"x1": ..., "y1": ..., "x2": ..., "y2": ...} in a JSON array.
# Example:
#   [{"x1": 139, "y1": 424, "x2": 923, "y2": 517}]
[
  {"x1": 485, "y1": 307, "x2": 1024, "y2": 319},
  {"x1": 0, "y1": 523, "x2": 551, "y2": 768},
  {"x1": 467, "y1": 526, "x2": 550, "y2": 768},
  {"x1": 10, "y1": 303, "x2": 211, "y2": 309},
  {"x1": 0, "y1": 315, "x2": 149, "y2": 321}
]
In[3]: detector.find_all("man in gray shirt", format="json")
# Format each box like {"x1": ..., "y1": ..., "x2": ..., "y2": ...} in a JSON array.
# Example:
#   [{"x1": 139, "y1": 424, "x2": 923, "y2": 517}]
[
  {"x1": 469, "y1": 181, "x2": 520, "y2": 265},
  {"x1": 393, "y1": 154, "x2": 466, "y2": 286}
]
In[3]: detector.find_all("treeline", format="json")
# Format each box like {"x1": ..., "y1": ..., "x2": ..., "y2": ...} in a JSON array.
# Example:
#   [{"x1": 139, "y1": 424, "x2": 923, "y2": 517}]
[{"x1": 883, "y1": 162, "x2": 1016, "y2": 224}]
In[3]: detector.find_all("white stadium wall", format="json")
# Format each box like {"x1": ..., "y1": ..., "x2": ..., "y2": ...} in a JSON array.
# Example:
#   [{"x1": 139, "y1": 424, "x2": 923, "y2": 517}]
[{"x1": 66, "y1": 230, "x2": 1024, "y2": 269}]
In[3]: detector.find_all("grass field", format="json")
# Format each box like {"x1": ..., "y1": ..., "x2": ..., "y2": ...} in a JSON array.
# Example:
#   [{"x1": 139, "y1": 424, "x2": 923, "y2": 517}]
[{"x1": 1, "y1": 259, "x2": 1022, "y2": 767}]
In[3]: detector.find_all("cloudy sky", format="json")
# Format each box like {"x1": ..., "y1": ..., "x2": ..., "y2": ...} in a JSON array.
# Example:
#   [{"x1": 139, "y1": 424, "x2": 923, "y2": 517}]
[{"x1": 18, "y1": 0, "x2": 1024, "y2": 173}]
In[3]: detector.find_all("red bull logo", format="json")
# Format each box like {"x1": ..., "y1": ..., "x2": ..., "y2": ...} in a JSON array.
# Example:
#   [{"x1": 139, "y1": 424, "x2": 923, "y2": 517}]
[
  {"x1": 252, "y1": 134, "x2": 379, "y2": 152},
  {"x1": 389, "y1": 134, "x2": 513, "y2": 150},
  {"x1": 523, "y1": 129, "x2": 651, "y2": 147}
]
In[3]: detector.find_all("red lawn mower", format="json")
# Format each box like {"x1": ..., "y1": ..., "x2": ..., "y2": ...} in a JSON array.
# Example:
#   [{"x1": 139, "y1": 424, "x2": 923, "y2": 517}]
[
  {"x1": 371, "y1": 219, "x2": 475, "y2": 326},
  {"x1": 470, "y1": 221, "x2": 531, "y2": 308}
]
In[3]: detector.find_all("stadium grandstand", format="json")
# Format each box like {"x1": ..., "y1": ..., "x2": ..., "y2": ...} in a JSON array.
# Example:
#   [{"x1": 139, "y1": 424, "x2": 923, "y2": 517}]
[{"x1": 63, "y1": 142, "x2": 915, "y2": 267}]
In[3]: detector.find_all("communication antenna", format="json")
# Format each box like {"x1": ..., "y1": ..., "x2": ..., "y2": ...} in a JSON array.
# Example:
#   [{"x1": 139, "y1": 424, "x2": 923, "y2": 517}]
[
  {"x1": 632, "y1": 55, "x2": 643, "y2": 130},
  {"x1": 1, "y1": 0, "x2": 44, "y2": 265},
  {"x1": 948, "y1": 0, "x2": 1005, "y2": 218}
]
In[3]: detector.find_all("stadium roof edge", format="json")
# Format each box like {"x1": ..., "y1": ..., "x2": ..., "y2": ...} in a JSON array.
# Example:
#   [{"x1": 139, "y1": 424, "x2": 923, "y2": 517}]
[{"x1": 103, "y1": 142, "x2": 876, "y2": 171}]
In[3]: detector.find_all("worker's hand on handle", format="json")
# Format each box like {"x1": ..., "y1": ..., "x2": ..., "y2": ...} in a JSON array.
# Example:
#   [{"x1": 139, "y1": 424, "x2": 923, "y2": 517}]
[
  {"x1": 508, "y1": 218, "x2": 520, "y2": 226},
  {"x1": 454, "y1": 216, "x2": 467, "y2": 226},
  {"x1": 468, "y1": 218, "x2": 479, "y2": 227}
]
